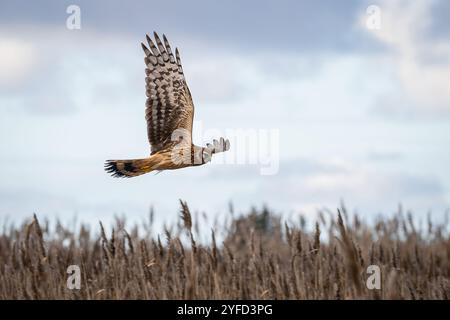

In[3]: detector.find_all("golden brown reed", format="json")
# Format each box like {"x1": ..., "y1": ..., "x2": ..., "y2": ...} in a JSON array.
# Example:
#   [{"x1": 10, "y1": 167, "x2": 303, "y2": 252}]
[{"x1": 0, "y1": 203, "x2": 449, "y2": 299}]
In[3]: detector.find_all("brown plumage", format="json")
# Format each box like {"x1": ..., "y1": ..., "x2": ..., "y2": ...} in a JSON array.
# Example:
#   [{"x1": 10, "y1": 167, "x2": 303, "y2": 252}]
[{"x1": 105, "y1": 32, "x2": 230, "y2": 178}]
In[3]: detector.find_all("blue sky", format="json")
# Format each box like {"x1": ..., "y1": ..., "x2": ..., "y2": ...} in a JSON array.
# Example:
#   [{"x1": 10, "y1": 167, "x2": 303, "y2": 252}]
[{"x1": 0, "y1": 0, "x2": 449, "y2": 227}]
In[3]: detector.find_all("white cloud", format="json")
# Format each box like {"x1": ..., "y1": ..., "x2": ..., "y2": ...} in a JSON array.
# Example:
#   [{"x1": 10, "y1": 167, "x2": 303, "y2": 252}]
[
  {"x1": 253, "y1": 157, "x2": 447, "y2": 217},
  {"x1": 360, "y1": 0, "x2": 450, "y2": 115},
  {"x1": 0, "y1": 38, "x2": 36, "y2": 89},
  {"x1": 0, "y1": 28, "x2": 142, "y2": 115}
]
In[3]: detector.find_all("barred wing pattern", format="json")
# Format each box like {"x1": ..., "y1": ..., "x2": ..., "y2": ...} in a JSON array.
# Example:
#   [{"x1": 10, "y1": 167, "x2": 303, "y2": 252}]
[{"x1": 142, "y1": 32, "x2": 194, "y2": 154}]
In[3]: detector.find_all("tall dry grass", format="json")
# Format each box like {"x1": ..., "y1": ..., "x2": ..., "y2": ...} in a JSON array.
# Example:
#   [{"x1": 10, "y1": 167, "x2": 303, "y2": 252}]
[{"x1": 0, "y1": 203, "x2": 449, "y2": 299}]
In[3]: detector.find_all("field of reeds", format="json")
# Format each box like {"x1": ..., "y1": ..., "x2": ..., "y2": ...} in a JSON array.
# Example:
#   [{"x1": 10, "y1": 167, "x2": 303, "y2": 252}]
[{"x1": 0, "y1": 201, "x2": 449, "y2": 300}]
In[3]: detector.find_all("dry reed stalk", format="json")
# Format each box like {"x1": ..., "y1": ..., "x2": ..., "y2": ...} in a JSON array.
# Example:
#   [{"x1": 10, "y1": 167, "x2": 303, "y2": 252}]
[
  {"x1": 0, "y1": 204, "x2": 448, "y2": 300},
  {"x1": 336, "y1": 210, "x2": 363, "y2": 297}
]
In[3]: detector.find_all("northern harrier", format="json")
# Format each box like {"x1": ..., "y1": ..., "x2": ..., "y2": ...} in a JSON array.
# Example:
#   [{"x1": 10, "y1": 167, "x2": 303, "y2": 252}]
[{"x1": 105, "y1": 32, "x2": 230, "y2": 177}]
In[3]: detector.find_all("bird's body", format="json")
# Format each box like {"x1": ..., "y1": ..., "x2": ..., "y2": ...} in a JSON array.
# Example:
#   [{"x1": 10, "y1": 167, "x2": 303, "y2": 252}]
[
  {"x1": 105, "y1": 143, "x2": 206, "y2": 177},
  {"x1": 105, "y1": 32, "x2": 230, "y2": 178}
]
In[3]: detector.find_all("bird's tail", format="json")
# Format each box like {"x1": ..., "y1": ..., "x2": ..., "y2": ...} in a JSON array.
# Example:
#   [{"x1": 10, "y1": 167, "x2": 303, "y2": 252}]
[{"x1": 104, "y1": 158, "x2": 155, "y2": 178}]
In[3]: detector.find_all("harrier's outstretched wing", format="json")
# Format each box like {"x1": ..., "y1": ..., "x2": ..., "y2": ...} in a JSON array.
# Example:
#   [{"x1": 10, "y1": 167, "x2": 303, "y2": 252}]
[
  {"x1": 142, "y1": 32, "x2": 194, "y2": 154},
  {"x1": 206, "y1": 137, "x2": 230, "y2": 155}
]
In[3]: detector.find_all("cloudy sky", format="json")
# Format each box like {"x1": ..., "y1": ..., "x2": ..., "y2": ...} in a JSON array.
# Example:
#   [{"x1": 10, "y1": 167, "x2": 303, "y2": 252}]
[{"x1": 1, "y1": 0, "x2": 449, "y2": 227}]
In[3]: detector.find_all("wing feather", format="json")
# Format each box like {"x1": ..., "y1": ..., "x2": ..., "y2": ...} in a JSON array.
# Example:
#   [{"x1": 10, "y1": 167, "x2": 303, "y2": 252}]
[{"x1": 142, "y1": 32, "x2": 194, "y2": 154}]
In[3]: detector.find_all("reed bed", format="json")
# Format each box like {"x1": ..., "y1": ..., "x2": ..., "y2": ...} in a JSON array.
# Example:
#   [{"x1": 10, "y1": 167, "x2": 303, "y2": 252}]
[{"x1": 0, "y1": 202, "x2": 449, "y2": 299}]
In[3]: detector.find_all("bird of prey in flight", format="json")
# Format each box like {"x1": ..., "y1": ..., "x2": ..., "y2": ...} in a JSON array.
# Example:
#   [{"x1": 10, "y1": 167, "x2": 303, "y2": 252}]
[{"x1": 105, "y1": 32, "x2": 230, "y2": 177}]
